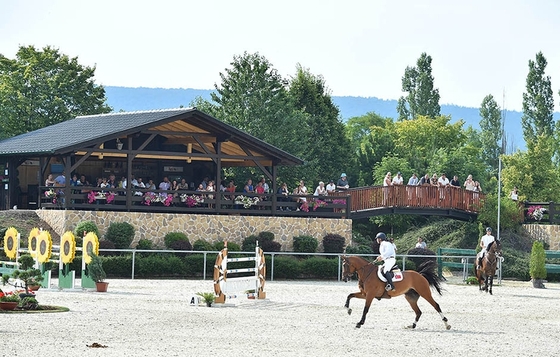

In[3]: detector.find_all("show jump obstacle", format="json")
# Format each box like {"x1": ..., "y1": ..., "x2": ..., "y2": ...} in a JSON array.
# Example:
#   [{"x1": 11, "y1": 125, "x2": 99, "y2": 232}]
[{"x1": 213, "y1": 242, "x2": 266, "y2": 303}]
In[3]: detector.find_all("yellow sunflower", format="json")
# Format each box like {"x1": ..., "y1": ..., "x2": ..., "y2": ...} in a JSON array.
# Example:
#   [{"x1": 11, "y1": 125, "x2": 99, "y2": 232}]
[
  {"x1": 28, "y1": 227, "x2": 41, "y2": 258},
  {"x1": 3, "y1": 227, "x2": 18, "y2": 260},
  {"x1": 36, "y1": 230, "x2": 53, "y2": 263},
  {"x1": 60, "y1": 231, "x2": 76, "y2": 264},
  {"x1": 83, "y1": 232, "x2": 99, "y2": 264}
]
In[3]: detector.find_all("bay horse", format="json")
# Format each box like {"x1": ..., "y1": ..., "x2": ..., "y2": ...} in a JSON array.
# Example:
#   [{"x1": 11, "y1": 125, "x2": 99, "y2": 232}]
[
  {"x1": 475, "y1": 239, "x2": 502, "y2": 295},
  {"x1": 342, "y1": 255, "x2": 451, "y2": 330}
]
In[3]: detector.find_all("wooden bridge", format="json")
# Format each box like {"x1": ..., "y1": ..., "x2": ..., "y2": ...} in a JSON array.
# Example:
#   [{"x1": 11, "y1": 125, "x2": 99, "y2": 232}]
[
  {"x1": 38, "y1": 185, "x2": 483, "y2": 221},
  {"x1": 342, "y1": 185, "x2": 483, "y2": 221}
]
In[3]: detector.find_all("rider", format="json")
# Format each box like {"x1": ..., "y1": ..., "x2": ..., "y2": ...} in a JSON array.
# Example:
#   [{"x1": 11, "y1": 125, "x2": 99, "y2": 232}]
[
  {"x1": 375, "y1": 232, "x2": 397, "y2": 291},
  {"x1": 477, "y1": 227, "x2": 495, "y2": 269}
]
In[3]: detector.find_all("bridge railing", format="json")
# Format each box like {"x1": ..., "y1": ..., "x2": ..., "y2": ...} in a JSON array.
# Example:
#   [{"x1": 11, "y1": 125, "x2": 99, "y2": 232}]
[{"x1": 344, "y1": 185, "x2": 484, "y2": 213}]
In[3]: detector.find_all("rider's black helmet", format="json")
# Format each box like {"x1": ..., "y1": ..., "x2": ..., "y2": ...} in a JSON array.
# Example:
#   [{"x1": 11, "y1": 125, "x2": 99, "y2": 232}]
[{"x1": 376, "y1": 232, "x2": 387, "y2": 241}]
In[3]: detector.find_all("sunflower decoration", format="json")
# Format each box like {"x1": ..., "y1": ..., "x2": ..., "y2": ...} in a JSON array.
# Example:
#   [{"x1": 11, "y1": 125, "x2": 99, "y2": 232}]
[
  {"x1": 28, "y1": 227, "x2": 41, "y2": 258},
  {"x1": 3, "y1": 227, "x2": 18, "y2": 260},
  {"x1": 83, "y1": 232, "x2": 99, "y2": 264},
  {"x1": 60, "y1": 231, "x2": 77, "y2": 264},
  {"x1": 36, "y1": 230, "x2": 53, "y2": 263}
]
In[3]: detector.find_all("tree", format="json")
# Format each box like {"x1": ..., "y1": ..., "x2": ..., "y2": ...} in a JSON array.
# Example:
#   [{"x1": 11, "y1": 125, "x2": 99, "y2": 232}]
[
  {"x1": 479, "y1": 94, "x2": 502, "y2": 171},
  {"x1": 288, "y1": 64, "x2": 354, "y2": 185},
  {"x1": 198, "y1": 52, "x2": 309, "y2": 186},
  {"x1": 0, "y1": 45, "x2": 111, "y2": 138},
  {"x1": 397, "y1": 53, "x2": 441, "y2": 120},
  {"x1": 521, "y1": 52, "x2": 555, "y2": 149}
]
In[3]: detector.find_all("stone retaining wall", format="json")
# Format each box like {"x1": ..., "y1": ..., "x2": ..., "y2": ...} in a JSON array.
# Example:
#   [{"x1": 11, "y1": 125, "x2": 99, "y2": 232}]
[
  {"x1": 522, "y1": 224, "x2": 560, "y2": 250},
  {"x1": 35, "y1": 210, "x2": 352, "y2": 251}
]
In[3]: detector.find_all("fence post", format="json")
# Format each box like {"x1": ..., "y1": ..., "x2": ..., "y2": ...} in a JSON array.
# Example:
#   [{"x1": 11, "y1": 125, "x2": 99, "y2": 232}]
[{"x1": 131, "y1": 250, "x2": 135, "y2": 280}]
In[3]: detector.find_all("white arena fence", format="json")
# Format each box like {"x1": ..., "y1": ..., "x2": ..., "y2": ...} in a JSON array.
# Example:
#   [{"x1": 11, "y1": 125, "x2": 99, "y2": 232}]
[{"x1": 84, "y1": 249, "x2": 499, "y2": 284}]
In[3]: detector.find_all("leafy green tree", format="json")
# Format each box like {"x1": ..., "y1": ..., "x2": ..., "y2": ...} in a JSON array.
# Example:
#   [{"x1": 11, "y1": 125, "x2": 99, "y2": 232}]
[
  {"x1": 0, "y1": 45, "x2": 111, "y2": 138},
  {"x1": 397, "y1": 53, "x2": 441, "y2": 120},
  {"x1": 346, "y1": 114, "x2": 395, "y2": 186},
  {"x1": 479, "y1": 94, "x2": 503, "y2": 171},
  {"x1": 288, "y1": 64, "x2": 354, "y2": 184},
  {"x1": 502, "y1": 135, "x2": 560, "y2": 202},
  {"x1": 521, "y1": 52, "x2": 555, "y2": 149},
  {"x1": 195, "y1": 52, "x2": 310, "y2": 187}
]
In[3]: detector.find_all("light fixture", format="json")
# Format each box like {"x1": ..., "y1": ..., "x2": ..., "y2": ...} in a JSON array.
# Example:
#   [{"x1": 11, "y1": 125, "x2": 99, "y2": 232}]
[{"x1": 116, "y1": 138, "x2": 123, "y2": 150}]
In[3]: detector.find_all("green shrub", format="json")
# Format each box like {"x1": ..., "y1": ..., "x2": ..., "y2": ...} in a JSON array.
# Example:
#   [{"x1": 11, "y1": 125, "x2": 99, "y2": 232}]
[
  {"x1": 135, "y1": 254, "x2": 185, "y2": 277},
  {"x1": 74, "y1": 221, "x2": 100, "y2": 246},
  {"x1": 406, "y1": 247, "x2": 436, "y2": 269},
  {"x1": 136, "y1": 239, "x2": 153, "y2": 250},
  {"x1": 98, "y1": 240, "x2": 116, "y2": 256},
  {"x1": 293, "y1": 235, "x2": 318, "y2": 253},
  {"x1": 164, "y1": 232, "x2": 189, "y2": 248},
  {"x1": 258, "y1": 231, "x2": 275, "y2": 242},
  {"x1": 214, "y1": 241, "x2": 241, "y2": 251},
  {"x1": 242, "y1": 235, "x2": 258, "y2": 251},
  {"x1": 270, "y1": 256, "x2": 301, "y2": 279},
  {"x1": 322, "y1": 233, "x2": 346, "y2": 254},
  {"x1": 103, "y1": 255, "x2": 133, "y2": 277},
  {"x1": 105, "y1": 222, "x2": 135, "y2": 249},
  {"x1": 300, "y1": 257, "x2": 338, "y2": 278},
  {"x1": 345, "y1": 245, "x2": 373, "y2": 255},
  {"x1": 261, "y1": 240, "x2": 281, "y2": 252},
  {"x1": 529, "y1": 241, "x2": 546, "y2": 280},
  {"x1": 169, "y1": 240, "x2": 193, "y2": 257},
  {"x1": 184, "y1": 254, "x2": 214, "y2": 277},
  {"x1": 193, "y1": 239, "x2": 214, "y2": 251}
]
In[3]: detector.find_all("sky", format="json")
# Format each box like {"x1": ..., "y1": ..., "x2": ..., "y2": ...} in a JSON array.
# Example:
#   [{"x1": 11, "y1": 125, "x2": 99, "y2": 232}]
[{"x1": 1, "y1": 0, "x2": 560, "y2": 112}]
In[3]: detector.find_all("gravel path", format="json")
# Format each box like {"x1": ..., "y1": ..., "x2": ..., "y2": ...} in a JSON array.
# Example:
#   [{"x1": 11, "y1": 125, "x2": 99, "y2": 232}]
[{"x1": 1, "y1": 278, "x2": 559, "y2": 356}]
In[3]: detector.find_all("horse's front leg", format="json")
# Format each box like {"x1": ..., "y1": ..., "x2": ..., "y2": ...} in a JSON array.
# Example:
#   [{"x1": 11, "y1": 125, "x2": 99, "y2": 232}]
[
  {"x1": 356, "y1": 295, "x2": 375, "y2": 329},
  {"x1": 484, "y1": 275, "x2": 489, "y2": 293},
  {"x1": 488, "y1": 275, "x2": 494, "y2": 295},
  {"x1": 345, "y1": 291, "x2": 365, "y2": 315}
]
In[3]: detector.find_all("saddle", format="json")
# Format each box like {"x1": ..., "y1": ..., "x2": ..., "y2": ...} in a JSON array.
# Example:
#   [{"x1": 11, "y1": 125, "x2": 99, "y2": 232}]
[{"x1": 377, "y1": 265, "x2": 404, "y2": 283}]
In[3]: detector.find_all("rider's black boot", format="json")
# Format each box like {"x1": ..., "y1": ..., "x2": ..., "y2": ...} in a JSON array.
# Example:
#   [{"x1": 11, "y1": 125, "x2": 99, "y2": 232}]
[{"x1": 384, "y1": 271, "x2": 395, "y2": 291}]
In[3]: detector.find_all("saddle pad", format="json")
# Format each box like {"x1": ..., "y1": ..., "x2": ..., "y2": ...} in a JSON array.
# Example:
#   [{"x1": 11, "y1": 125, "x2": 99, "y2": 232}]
[{"x1": 377, "y1": 268, "x2": 404, "y2": 282}]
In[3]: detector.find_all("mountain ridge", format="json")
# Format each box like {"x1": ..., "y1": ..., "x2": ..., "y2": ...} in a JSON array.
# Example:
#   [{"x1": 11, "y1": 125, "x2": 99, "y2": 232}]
[{"x1": 104, "y1": 86, "x2": 559, "y2": 151}]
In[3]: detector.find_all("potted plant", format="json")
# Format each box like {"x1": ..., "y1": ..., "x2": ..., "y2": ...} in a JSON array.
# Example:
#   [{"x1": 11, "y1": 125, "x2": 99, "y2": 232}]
[
  {"x1": 196, "y1": 292, "x2": 216, "y2": 307},
  {"x1": 88, "y1": 253, "x2": 108, "y2": 292},
  {"x1": 1, "y1": 254, "x2": 44, "y2": 294},
  {"x1": 0, "y1": 289, "x2": 20, "y2": 310},
  {"x1": 529, "y1": 241, "x2": 547, "y2": 288}
]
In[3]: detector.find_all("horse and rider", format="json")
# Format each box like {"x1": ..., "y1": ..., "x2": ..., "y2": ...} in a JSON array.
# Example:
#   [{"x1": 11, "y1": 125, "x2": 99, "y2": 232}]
[
  {"x1": 342, "y1": 232, "x2": 451, "y2": 330},
  {"x1": 475, "y1": 226, "x2": 502, "y2": 294}
]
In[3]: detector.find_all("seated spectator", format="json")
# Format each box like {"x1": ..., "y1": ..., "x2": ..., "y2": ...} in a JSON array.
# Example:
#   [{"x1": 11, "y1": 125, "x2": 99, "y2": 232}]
[
  {"x1": 54, "y1": 172, "x2": 66, "y2": 187},
  {"x1": 243, "y1": 179, "x2": 254, "y2": 193},
  {"x1": 326, "y1": 180, "x2": 336, "y2": 194},
  {"x1": 107, "y1": 174, "x2": 118, "y2": 188},
  {"x1": 178, "y1": 178, "x2": 189, "y2": 190},
  {"x1": 294, "y1": 180, "x2": 307, "y2": 206},
  {"x1": 159, "y1": 177, "x2": 171, "y2": 191},
  {"x1": 259, "y1": 177, "x2": 270, "y2": 194},
  {"x1": 146, "y1": 179, "x2": 156, "y2": 190},
  {"x1": 219, "y1": 180, "x2": 227, "y2": 192},
  {"x1": 255, "y1": 181, "x2": 265, "y2": 195},
  {"x1": 45, "y1": 174, "x2": 56, "y2": 187},
  {"x1": 277, "y1": 182, "x2": 290, "y2": 209},
  {"x1": 314, "y1": 181, "x2": 327, "y2": 196}
]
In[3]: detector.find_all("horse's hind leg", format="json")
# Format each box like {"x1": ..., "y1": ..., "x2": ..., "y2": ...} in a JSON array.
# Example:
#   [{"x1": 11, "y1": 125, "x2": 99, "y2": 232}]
[
  {"x1": 345, "y1": 292, "x2": 365, "y2": 316},
  {"x1": 417, "y1": 287, "x2": 451, "y2": 330},
  {"x1": 404, "y1": 290, "x2": 422, "y2": 329}
]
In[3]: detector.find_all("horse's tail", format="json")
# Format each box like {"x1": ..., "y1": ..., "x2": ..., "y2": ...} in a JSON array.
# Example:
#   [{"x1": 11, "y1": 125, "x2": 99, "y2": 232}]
[{"x1": 417, "y1": 260, "x2": 443, "y2": 296}]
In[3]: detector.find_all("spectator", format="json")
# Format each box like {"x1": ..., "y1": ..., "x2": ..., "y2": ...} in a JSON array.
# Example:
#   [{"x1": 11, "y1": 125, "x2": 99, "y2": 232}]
[
  {"x1": 146, "y1": 179, "x2": 156, "y2": 190},
  {"x1": 337, "y1": 173, "x2": 349, "y2": 191},
  {"x1": 464, "y1": 174, "x2": 476, "y2": 191},
  {"x1": 314, "y1": 181, "x2": 327, "y2": 196},
  {"x1": 45, "y1": 174, "x2": 56, "y2": 187},
  {"x1": 277, "y1": 182, "x2": 290, "y2": 210},
  {"x1": 178, "y1": 178, "x2": 189, "y2": 190},
  {"x1": 415, "y1": 237, "x2": 427, "y2": 249},
  {"x1": 159, "y1": 177, "x2": 171, "y2": 191},
  {"x1": 407, "y1": 173, "x2": 419, "y2": 202},
  {"x1": 437, "y1": 173, "x2": 450, "y2": 187},
  {"x1": 407, "y1": 173, "x2": 419, "y2": 186},
  {"x1": 392, "y1": 172, "x2": 404, "y2": 186},
  {"x1": 326, "y1": 180, "x2": 336, "y2": 194},
  {"x1": 510, "y1": 186, "x2": 519, "y2": 201},
  {"x1": 200, "y1": 176, "x2": 209, "y2": 190},
  {"x1": 450, "y1": 175, "x2": 461, "y2": 188},
  {"x1": 243, "y1": 179, "x2": 254, "y2": 193},
  {"x1": 383, "y1": 172, "x2": 392, "y2": 205},
  {"x1": 259, "y1": 177, "x2": 270, "y2": 194},
  {"x1": 54, "y1": 171, "x2": 66, "y2": 187}
]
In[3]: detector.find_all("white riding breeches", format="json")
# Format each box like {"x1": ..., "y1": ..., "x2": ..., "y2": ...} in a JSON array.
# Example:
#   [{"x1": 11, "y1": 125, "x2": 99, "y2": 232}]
[{"x1": 381, "y1": 258, "x2": 396, "y2": 274}]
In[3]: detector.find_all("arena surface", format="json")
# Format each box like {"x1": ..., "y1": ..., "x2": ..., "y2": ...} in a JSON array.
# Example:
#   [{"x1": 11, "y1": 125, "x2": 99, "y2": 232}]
[{"x1": 1, "y1": 277, "x2": 559, "y2": 356}]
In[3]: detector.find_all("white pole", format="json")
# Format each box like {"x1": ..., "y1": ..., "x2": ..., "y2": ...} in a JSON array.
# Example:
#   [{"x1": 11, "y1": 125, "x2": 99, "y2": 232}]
[{"x1": 497, "y1": 158, "x2": 501, "y2": 242}]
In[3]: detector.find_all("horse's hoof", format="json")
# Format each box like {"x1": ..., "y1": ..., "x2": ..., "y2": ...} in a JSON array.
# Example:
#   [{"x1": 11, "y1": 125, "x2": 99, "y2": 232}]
[
  {"x1": 446, "y1": 325, "x2": 451, "y2": 330},
  {"x1": 355, "y1": 324, "x2": 362, "y2": 329},
  {"x1": 347, "y1": 308, "x2": 352, "y2": 316}
]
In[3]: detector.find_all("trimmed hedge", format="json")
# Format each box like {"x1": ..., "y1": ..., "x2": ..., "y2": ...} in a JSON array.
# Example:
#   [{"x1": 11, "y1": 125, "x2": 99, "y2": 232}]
[
  {"x1": 106, "y1": 222, "x2": 135, "y2": 249},
  {"x1": 293, "y1": 235, "x2": 318, "y2": 253}
]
